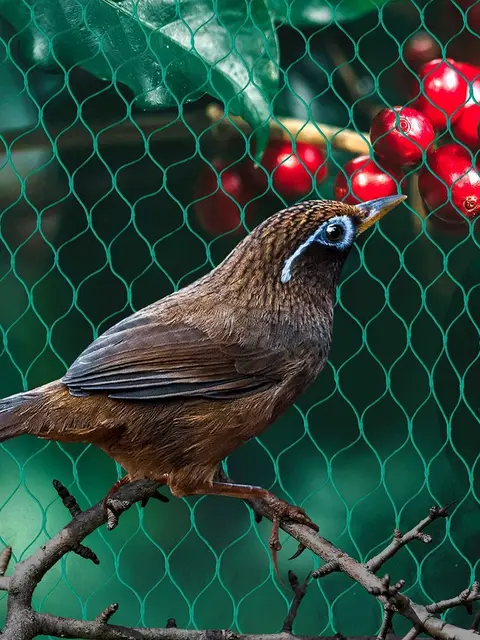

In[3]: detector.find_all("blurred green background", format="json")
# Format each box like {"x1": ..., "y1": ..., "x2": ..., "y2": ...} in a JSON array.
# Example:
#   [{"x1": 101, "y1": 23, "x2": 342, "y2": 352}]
[{"x1": 1, "y1": 0, "x2": 480, "y2": 637}]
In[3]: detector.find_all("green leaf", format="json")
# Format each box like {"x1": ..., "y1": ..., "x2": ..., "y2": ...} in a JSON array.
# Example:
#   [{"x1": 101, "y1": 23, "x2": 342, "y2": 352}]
[
  {"x1": 0, "y1": 0, "x2": 279, "y2": 158},
  {"x1": 269, "y1": 0, "x2": 390, "y2": 25}
]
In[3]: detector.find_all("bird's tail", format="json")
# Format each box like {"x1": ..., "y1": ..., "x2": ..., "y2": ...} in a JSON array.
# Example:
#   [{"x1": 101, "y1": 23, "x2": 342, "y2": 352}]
[{"x1": 0, "y1": 382, "x2": 59, "y2": 443}]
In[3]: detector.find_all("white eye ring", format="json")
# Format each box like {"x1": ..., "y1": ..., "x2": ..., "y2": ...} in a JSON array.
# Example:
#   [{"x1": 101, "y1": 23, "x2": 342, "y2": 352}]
[
  {"x1": 315, "y1": 216, "x2": 355, "y2": 250},
  {"x1": 281, "y1": 215, "x2": 355, "y2": 283}
]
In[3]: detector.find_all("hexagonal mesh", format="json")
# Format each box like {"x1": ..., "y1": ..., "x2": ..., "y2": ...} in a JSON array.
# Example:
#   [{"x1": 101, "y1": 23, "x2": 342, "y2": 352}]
[{"x1": 0, "y1": 1, "x2": 479, "y2": 637}]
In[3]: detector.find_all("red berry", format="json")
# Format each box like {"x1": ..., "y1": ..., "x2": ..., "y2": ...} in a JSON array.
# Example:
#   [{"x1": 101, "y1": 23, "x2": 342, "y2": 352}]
[
  {"x1": 193, "y1": 159, "x2": 258, "y2": 236},
  {"x1": 403, "y1": 32, "x2": 441, "y2": 73},
  {"x1": 253, "y1": 140, "x2": 328, "y2": 198},
  {"x1": 334, "y1": 156, "x2": 403, "y2": 205},
  {"x1": 412, "y1": 59, "x2": 470, "y2": 130},
  {"x1": 418, "y1": 143, "x2": 480, "y2": 223},
  {"x1": 370, "y1": 106, "x2": 435, "y2": 168},
  {"x1": 451, "y1": 62, "x2": 480, "y2": 150}
]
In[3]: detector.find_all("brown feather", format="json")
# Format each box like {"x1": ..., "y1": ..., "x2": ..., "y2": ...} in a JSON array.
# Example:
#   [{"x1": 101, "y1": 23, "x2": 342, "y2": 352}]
[{"x1": 0, "y1": 200, "x2": 363, "y2": 496}]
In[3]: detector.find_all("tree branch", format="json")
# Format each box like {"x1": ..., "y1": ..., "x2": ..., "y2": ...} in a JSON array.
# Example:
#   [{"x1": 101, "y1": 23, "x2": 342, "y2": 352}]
[
  {"x1": 0, "y1": 480, "x2": 478, "y2": 640},
  {"x1": 366, "y1": 506, "x2": 450, "y2": 574},
  {"x1": 0, "y1": 104, "x2": 370, "y2": 157},
  {"x1": 426, "y1": 583, "x2": 480, "y2": 614},
  {"x1": 281, "y1": 570, "x2": 311, "y2": 634}
]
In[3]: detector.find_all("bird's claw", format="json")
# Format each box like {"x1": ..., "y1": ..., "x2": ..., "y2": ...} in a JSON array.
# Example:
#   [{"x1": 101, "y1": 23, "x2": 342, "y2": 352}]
[
  {"x1": 141, "y1": 490, "x2": 169, "y2": 508},
  {"x1": 263, "y1": 496, "x2": 319, "y2": 577}
]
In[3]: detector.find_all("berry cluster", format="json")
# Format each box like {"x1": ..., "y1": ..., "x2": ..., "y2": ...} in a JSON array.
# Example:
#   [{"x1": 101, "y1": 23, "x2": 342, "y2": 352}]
[
  {"x1": 193, "y1": 141, "x2": 328, "y2": 235},
  {"x1": 194, "y1": 47, "x2": 480, "y2": 236},
  {"x1": 335, "y1": 56, "x2": 480, "y2": 226}
]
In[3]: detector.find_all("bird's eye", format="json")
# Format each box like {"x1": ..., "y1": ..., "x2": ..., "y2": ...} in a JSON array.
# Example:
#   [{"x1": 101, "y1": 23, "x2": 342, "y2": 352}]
[{"x1": 325, "y1": 223, "x2": 345, "y2": 243}]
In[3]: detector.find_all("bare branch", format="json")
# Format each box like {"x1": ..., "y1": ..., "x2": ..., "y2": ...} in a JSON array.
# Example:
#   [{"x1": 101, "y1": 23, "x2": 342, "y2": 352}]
[
  {"x1": 53, "y1": 480, "x2": 82, "y2": 518},
  {"x1": 0, "y1": 480, "x2": 477, "y2": 640},
  {"x1": 0, "y1": 545, "x2": 12, "y2": 592},
  {"x1": 426, "y1": 583, "x2": 480, "y2": 614},
  {"x1": 377, "y1": 605, "x2": 394, "y2": 640},
  {"x1": 281, "y1": 570, "x2": 311, "y2": 633},
  {"x1": 401, "y1": 627, "x2": 421, "y2": 640},
  {"x1": 470, "y1": 611, "x2": 480, "y2": 632},
  {"x1": 53, "y1": 480, "x2": 100, "y2": 565},
  {"x1": 0, "y1": 105, "x2": 370, "y2": 158},
  {"x1": 366, "y1": 506, "x2": 450, "y2": 573},
  {"x1": 95, "y1": 603, "x2": 119, "y2": 625}
]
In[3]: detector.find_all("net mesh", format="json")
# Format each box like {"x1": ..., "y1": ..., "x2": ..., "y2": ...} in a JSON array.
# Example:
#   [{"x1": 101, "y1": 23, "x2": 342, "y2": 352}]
[{"x1": 1, "y1": 0, "x2": 480, "y2": 637}]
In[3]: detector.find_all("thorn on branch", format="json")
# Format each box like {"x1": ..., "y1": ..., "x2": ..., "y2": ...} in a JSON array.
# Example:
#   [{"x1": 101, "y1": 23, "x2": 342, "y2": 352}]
[
  {"x1": 95, "y1": 602, "x2": 118, "y2": 624},
  {"x1": 281, "y1": 570, "x2": 311, "y2": 633},
  {"x1": 53, "y1": 480, "x2": 81, "y2": 518},
  {"x1": 166, "y1": 618, "x2": 178, "y2": 628},
  {"x1": 0, "y1": 547, "x2": 11, "y2": 576},
  {"x1": 312, "y1": 560, "x2": 339, "y2": 579},
  {"x1": 377, "y1": 604, "x2": 395, "y2": 640}
]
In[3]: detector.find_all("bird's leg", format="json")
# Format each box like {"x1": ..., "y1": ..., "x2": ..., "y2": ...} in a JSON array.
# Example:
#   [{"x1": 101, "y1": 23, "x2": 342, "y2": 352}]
[{"x1": 183, "y1": 481, "x2": 319, "y2": 576}]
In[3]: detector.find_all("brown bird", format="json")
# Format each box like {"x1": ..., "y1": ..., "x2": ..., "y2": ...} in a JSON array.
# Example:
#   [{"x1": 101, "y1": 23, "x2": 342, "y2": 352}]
[{"x1": 0, "y1": 194, "x2": 405, "y2": 566}]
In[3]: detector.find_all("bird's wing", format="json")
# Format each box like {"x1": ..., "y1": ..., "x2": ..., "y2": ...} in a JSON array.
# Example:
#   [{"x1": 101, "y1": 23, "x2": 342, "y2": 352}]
[{"x1": 62, "y1": 314, "x2": 283, "y2": 401}]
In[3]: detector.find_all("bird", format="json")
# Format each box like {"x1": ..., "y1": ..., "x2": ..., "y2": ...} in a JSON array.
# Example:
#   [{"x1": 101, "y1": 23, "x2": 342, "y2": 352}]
[{"x1": 0, "y1": 194, "x2": 405, "y2": 569}]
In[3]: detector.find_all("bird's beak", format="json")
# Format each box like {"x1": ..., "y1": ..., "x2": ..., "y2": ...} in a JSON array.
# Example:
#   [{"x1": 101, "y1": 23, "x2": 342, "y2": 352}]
[{"x1": 355, "y1": 195, "x2": 407, "y2": 234}]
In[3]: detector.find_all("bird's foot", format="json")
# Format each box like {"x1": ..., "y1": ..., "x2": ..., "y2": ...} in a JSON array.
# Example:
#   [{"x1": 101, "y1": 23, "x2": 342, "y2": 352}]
[
  {"x1": 102, "y1": 477, "x2": 131, "y2": 516},
  {"x1": 103, "y1": 478, "x2": 169, "y2": 531},
  {"x1": 261, "y1": 496, "x2": 319, "y2": 577},
  {"x1": 141, "y1": 490, "x2": 169, "y2": 509}
]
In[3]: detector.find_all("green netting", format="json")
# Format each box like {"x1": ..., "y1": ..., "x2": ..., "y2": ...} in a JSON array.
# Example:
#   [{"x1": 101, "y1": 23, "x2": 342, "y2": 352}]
[{"x1": 1, "y1": 0, "x2": 480, "y2": 637}]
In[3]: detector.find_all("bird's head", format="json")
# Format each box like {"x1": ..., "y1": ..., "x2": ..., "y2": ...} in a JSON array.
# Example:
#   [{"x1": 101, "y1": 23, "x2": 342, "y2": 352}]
[
  {"x1": 215, "y1": 194, "x2": 406, "y2": 308},
  {"x1": 275, "y1": 194, "x2": 406, "y2": 285}
]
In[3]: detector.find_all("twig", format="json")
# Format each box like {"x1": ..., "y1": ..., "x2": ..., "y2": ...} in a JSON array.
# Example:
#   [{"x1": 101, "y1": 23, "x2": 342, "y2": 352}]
[
  {"x1": 0, "y1": 546, "x2": 12, "y2": 575},
  {"x1": 53, "y1": 480, "x2": 82, "y2": 517},
  {"x1": 281, "y1": 570, "x2": 311, "y2": 634},
  {"x1": 0, "y1": 480, "x2": 476, "y2": 640},
  {"x1": 366, "y1": 506, "x2": 450, "y2": 573},
  {"x1": 0, "y1": 546, "x2": 12, "y2": 592},
  {"x1": 95, "y1": 603, "x2": 119, "y2": 625},
  {"x1": 312, "y1": 560, "x2": 340, "y2": 579},
  {"x1": 401, "y1": 627, "x2": 421, "y2": 640},
  {"x1": 377, "y1": 605, "x2": 394, "y2": 640},
  {"x1": 470, "y1": 611, "x2": 480, "y2": 632},
  {"x1": 426, "y1": 583, "x2": 480, "y2": 614},
  {"x1": 206, "y1": 104, "x2": 370, "y2": 156},
  {"x1": 53, "y1": 480, "x2": 100, "y2": 565}
]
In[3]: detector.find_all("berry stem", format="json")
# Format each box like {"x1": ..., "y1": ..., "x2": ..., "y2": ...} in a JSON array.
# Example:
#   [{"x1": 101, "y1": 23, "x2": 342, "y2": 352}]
[{"x1": 206, "y1": 104, "x2": 370, "y2": 156}]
